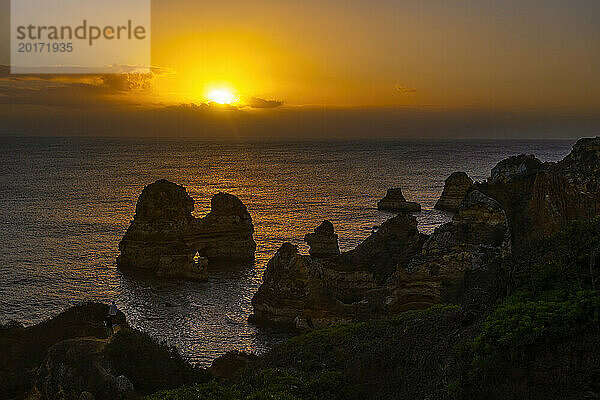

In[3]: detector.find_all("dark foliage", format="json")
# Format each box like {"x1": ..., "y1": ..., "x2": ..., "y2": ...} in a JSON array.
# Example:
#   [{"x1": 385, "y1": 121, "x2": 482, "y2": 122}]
[
  {"x1": 453, "y1": 217, "x2": 600, "y2": 399},
  {"x1": 105, "y1": 328, "x2": 211, "y2": 395},
  {"x1": 0, "y1": 302, "x2": 121, "y2": 399}
]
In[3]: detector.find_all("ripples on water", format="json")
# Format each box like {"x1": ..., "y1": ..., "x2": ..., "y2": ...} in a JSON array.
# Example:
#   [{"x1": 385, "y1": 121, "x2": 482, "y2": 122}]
[{"x1": 0, "y1": 137, "x2": 573, "y2": 366}]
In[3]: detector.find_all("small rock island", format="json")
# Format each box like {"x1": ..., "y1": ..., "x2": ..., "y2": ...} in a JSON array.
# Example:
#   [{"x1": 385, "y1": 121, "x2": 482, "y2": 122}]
[
  {"x1": 117, "y1": 180, "x2": 256, "y2": 280},
  {"x1": 377, "y1": 187, "x2": 421, "y2": 212}
]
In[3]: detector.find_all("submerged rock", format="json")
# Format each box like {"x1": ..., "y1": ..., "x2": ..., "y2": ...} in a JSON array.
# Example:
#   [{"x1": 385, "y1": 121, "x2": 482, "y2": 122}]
[
  {"x1": 377, "y1": 187, "x2": 421, "y2": 212},
  {"x1": 303, "y1": 220, "x2": 340, "y2": 258},
  {"x1": 434, "y1": 171, "x2": 473, "y2": 212},
  {"x1": 117, "y1": 180, "x2": 256, "y2": 281}
]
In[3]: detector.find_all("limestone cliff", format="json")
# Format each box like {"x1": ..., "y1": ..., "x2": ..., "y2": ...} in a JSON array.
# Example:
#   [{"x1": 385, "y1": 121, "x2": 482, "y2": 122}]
[
  {"x1": 434, "y1": 171, "x2": 473, "y2": 212},
  {"x1": 387, "y1": 190, "x2": 510, "y2": 313},
  {"x1": 251, "y1": 194, "x2": 507, "y2": 329},
  {"x1": 0, "y1": 303, "x2": 127, "y2": 400},
  {"x1": 251, "y1": 214, "x2": 427, "y2": 329},
  {"x1": 253, "y1": 137, "x2": 600, "y2": 330},
  {"x1": 117, "y1": 180, "x2": 256, "y2": 280},
  {"x1": 477, "y1": 137, "x2": 600, "y2": 248},
  {"x1": 1, "y1": 303, "x2": 208, "y2": 400},
  {"x1": 29, "y1": 338, "x2": 134, "y2": 400},
  {"x1": 550, "y1": 136, "x2": 600, "y2": 195}
]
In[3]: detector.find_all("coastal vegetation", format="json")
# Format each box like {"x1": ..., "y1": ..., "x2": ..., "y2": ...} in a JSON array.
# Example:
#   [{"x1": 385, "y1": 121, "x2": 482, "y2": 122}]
[{"x1": 148, "y1": 217, "x2": 600, "y2": 400}]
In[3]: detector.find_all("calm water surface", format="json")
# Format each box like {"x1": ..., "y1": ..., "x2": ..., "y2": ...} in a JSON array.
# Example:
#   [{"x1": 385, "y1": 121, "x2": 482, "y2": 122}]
[{"x1": 0, "y1": 137, "x2": 573, "y2": 365}]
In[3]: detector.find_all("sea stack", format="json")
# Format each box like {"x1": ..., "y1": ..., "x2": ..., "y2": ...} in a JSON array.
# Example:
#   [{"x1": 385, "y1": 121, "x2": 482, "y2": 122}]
[
  {"x1": 377, "y1": 188, "x2": 421, "y2": 212},
  {"x1": 117, "y1": 180, "x2": 256, "y2": 281},
  {"x1": 304, "y1": 220, "x2": 340, "y2": 258},
  {"x1": 434, "y1": 171, "x2": 473, "y2": 212}
]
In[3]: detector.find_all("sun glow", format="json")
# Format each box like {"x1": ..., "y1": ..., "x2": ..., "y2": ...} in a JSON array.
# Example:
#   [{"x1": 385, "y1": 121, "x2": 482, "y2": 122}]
[{"x1": 206, "y1": 88, "x2": 237, "y2": 105}]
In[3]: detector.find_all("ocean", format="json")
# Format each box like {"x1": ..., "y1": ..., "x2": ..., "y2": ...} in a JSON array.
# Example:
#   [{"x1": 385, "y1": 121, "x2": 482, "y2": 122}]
[{"x1": 0, "y1": 137, "x2": 574, "y2": 366}]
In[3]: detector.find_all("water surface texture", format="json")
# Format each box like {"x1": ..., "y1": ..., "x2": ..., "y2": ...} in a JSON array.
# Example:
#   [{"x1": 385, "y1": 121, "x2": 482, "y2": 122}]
[{"x1": 0, "y1": 138, "x2": 573, "y2": 365}]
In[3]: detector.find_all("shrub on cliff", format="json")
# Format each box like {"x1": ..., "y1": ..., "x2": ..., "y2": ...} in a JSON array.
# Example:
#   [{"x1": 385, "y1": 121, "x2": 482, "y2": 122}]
[
  {"x1": 147, "y1": 381, "x2": 239, "y2": 400},
  {"x1": 503, "y1": 216, "x2": 600, "y2": 295},
  {"x1": 468, "y1": 289, "x2": 600, "y2": 366},
  {"x1": 147, "y1": 305, "x2": 466, "y2": 400},
  {"x1": 148, "y1": 368, "x2": 351, "y2": 400},
  {"x1": 105, "y1": 328, "x2": 211, "y2": 395},
  {"x1": 453, "y1": 217, "x2": 600, "y2": 399}
]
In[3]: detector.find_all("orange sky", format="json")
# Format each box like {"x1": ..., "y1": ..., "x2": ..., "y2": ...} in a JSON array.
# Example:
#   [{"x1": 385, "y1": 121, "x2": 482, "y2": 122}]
[
  {"x1": 146, "y1": 0, "x2": 600, "y2": 110},
  {"x1": 0, "y1": 0, "x2": 599, "y2": 138}
]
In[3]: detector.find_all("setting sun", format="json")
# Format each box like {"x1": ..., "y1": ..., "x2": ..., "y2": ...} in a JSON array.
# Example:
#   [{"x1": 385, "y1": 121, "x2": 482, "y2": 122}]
[{"x1": 207, "y1": 89, "x2": 237, "y2": 105}]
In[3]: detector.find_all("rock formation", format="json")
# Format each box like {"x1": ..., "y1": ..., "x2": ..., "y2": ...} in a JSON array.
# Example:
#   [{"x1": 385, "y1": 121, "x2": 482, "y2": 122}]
[
  {"x1": 303, "y1": 220, "x2": 340, "y2": 258},
  {"x1": 0, "y1": 303, "x2": 128, "y2": 400},
  {"x1": 117, "y1": 180, "x2": 256, "y2": 281},
  {"x1": 377, "y1": 187, "x2": 421, "y2": 212},
  {"x1": 434, "y1": 171, "x2": 473, "y2": 212},
  {"x1": 489, "y1": 154, "x2": 543, "y2": 183},
  {"x1": 252, "y1": 190, "x2": 510, "y2": 329},
  {"x1": 1, "y1": 303, "x2": 211, "y2": 400},
  {"x1": 550, "y1": 136, "x2": 600, "y2": 195},
  {"x1": 30, "y1": 338, "x2": 134, "y2": 400},
  {"x1": 251, "y1": 137, "x2": 600, "y2": 330},
  {"x1": 251, "y1": 215, "x2": 427, "y2": 329},
  {"x1": 387, "y1": 190, "x2": 509, "y2": 313},
  {"x1": 477, "y1": 138, "x2": 600, "y2": 248}
]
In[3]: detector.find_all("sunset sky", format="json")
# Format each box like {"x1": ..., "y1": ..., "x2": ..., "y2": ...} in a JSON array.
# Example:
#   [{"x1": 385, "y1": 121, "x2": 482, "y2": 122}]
[{"x1": 1, "y1": 0, "x2": 599, "y2": 138}]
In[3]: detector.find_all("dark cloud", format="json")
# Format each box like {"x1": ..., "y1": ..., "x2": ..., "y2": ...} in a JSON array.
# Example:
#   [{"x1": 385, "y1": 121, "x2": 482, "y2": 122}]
[
  {"x1": 0, "y1": 64, "x2": 173, "y2": 90},
  {"x1": 395, "y1": 84, "x2": 417, "y2": 94},
  {"x1": 0, "y1": 64, "x2": 174, "y2": 108},
  {"x1": 244, "y1": 97, "x2": 283, "y2": 109}
]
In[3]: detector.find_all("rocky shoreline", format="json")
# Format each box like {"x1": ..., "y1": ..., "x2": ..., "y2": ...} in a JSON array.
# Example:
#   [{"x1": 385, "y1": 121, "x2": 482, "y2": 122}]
[
  {"x1": 3, "y1": 137, "x2": 598, "y2": 400},
  {"x1": 251, "y1": 137, "x2": 600, "y2": 329}
]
